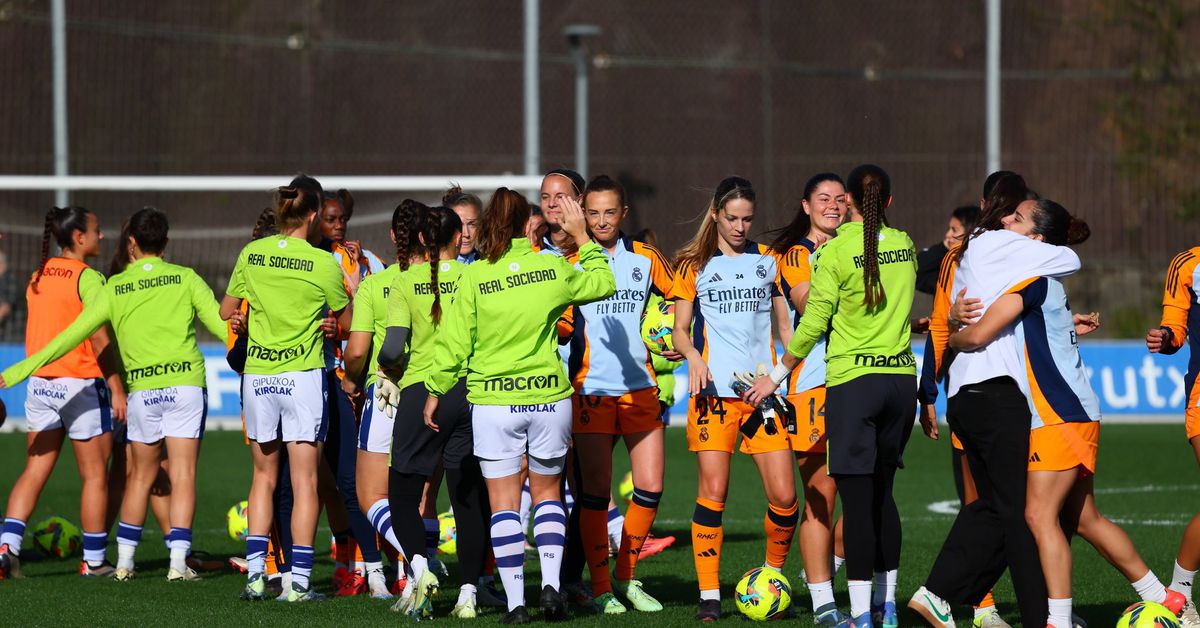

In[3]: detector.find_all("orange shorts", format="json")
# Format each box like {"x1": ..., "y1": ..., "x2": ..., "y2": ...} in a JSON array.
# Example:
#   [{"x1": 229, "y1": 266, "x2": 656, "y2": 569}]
[
  {"x1": 687, "y1": 396, "x2": 791, "y2": 455},
  {"x1": 787, "y1": 386, "x2": 827, "y2": 454},
  {"x1": 1028, "y1": 422, "x2": 1099, "y2": 475},
  {"x1": 572, "y1": 387, "x2": 663, "y2": 435},
  {"x1": 1187, "y1": 406, "x2": 1200, "y2": 442}
]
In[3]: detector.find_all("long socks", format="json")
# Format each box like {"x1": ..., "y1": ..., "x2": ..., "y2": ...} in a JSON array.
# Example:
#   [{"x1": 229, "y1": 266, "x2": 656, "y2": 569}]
[
  {"x1": 692, "y1": 497, "x2": 725, "y2": 597},
  {"x1": 490, "y1": 510, "x2": 526, "y2": 611},
  {"x1": 580, "y1": 493, "x2": 613, "y2": 595},
  {"x1": 292, "y1": 545, "x2": 314, "y2": 590},
  {"x1": 764, "y1": 501, "x2": 799, "y2": 570},
  {"x1": 533, "y1": 500, "x2": 567, "y2": 591},
  {"x1": 366, "y1": 498, "x2": 405, "y2": 557},
  {"x1": 617, "y1": 488, "x2": 661, "y2": 582}
]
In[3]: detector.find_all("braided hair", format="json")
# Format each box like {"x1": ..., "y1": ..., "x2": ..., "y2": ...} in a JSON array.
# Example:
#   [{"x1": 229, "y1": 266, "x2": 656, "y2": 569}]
[
  {"x1": 33, "y1": 206, "x2": 92, "y2": 294},
  {"x1": 846, "y1": 165, "x2": 891, "y2": 310},
  {"x1": 419, "y1": 206, "x2": 464, "y2": 323},
  {"x1": 252, "y1": 207, "x2": 277, "y2": 240},
  {"x1": 392, "y1": 199, "x2": 429, "y2": 272}
]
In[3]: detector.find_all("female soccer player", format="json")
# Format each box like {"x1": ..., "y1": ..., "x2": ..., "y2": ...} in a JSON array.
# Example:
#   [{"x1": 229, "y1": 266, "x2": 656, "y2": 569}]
[
  {"x1": 422, "y1": 187, "x2": 615, "y2": 624},
  {"x1": 564, "y1": 174, "x2": 676, "y2": 614},
  {"x1": 2, "y1": 207, "x2": 227, "y2": 582},
  {"x1": 746, "y1": 165, "x2": 915, "y2": 628},
  {"x1": 538, "y1": 169, "x2": 586, "y2": 255},
  {"x1": 1148, "y1": 247, "x2": 1200, "y2": 627},
  {"x1": 220, "y1": 182, "x2": 352, "y2": 603},
  {"x1": 950, "y1": 199, "x2": 1185, "y2": 628},
  {"x1": 673, "y1": 176, "x2": 797, "y2": 622},
  {"x1": 768, "y1": 172, "x2": 848, "y2": 624},
  {"x1": 445, "y1": 185, "x2": 482, "y2": 264},
  {"x1": 0, "y1": 206, "x2": 125, "y2": 579}
]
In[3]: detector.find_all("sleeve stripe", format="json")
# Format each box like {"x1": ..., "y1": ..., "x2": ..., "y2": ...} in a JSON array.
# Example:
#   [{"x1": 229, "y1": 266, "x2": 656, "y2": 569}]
[{"x1": 1166, "y1": 251, "x2": 1196, "y2": 295}]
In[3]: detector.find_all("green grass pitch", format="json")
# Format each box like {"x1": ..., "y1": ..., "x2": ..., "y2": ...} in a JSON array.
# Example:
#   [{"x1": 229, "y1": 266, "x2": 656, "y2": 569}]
[{"x1": 0, "y1": 424, "x2": 1194, "y2": 626}]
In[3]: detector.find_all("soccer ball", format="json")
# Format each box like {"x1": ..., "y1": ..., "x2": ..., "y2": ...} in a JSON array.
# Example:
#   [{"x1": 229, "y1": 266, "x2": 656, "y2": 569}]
[
  {"x1": 31, "y1": 516, "x2": 82, "y2": 559},
  {"x1": 438, "y1": 511, "x2": 457, "y2": 556},
  {"x1": 1117, "y1": 601, "x2": 1181, "y2": 628},
  {"x1": 735, "y1": 567, "x2": 792, "y2": 621},
  {"x1": 641, "y1": 296, "x2": 675, "y2": 356},
  {"x1": 618, "y1": 471, "x2": 635, "y2": 503},
  {"x1": 227, "y1": 501, "x2": 249, "y2": 542}
]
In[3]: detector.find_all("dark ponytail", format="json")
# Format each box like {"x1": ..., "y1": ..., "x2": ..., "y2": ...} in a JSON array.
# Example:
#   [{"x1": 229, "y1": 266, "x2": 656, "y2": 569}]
[
  {"x1": 108, "y1": 207, "x2": 169, "y2": 276},
  {"x1": 1029, "y1": 199, "x2": 1091, "y2": 247},
  {"x1": 33, "y1": 206, "x2": 92, "y2": 294},
  {"x1": 392, "y1": 199, "x2": 429, "y2": 272},
  {"x1": 477, "y1": 188, "x2": 532, "y2": 263},
  {"x1": 846, "y1": 165, "x2": 891, "y2": 310},
  {"x1": 252, "y1": 207, "x2": 277, "y2": 240},
  {"x1": 954, "y1": 172, "x2": 1033, "y2": 263},
  {"x1": 420, "y1": 206, "x2": 464, "y2": 323}
]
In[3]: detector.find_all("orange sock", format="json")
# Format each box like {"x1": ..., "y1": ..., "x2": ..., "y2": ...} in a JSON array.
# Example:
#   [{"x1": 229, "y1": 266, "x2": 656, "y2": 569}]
[
  {"x1": 692, "y1": 497, "x2": 725, "y2": 593},
  {"x1": 976, "y1": 590, "x2": 997, "y2": 610},
  {"x1": 616, "y1": 489, "x2": 661, "y2": 581},
  {"x1": 265, "y1": 534, "x2": 280, "y2": 576},
  {"x1": 353, "y1": 541, "x2": 365, "y2": 569},
  {"x1": 580, "y1": 494, "x2": 614, "y2": 595},
  {"x1": 334, "y1": 535, "x2": 355, "y2": 567},
  {"x1": 764, "y1": 501, "x2": 799, "y2": 569}
]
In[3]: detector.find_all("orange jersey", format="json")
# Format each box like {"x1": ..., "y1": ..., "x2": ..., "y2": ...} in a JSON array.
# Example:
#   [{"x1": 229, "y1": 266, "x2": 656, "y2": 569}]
[
  {"x1": 25, "y1": 257, "x2": 105, "y2": 379},
  {"x1": 1158, "y1": 248, "x2": 1200, "y2": 429},
  {"x1": 918, "y1": 248, "x2": 958, "y2": 406},
  {"x1": 776, "y1": 240, "x2": 826, "y2": 394}
]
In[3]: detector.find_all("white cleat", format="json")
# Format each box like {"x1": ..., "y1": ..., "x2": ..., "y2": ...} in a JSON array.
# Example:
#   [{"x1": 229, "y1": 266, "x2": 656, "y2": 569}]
[
  {"x1": 907, "y1": 586, "x2": 956, "y2": 628},
  {"x1": 367, "y1": 566, "x2": 393, "y2": 599},
  {"x1": 167, "y1": 566, "x2": 200, "y2": 582}
]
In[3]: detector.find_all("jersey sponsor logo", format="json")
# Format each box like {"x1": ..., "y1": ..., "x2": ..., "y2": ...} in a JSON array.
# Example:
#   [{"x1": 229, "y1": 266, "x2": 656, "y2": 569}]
[
  {"x1": 246, "y1": 252, "x2": 316, "y2": 273},
  {"x1": 30, "y1": 380, "x2": 69, "y2": 401},
  {"x1": 247, "y1": 343, "x2": 308, "y2": 362},
  {"x1": 412, "y1": 281, "x2": 458, "y2": 296},
  {"x1": 249, "y1": 375, "x2": 295, "y2": 396},
  {"x1": 40, "y1": 266, "x2": 75, "y2": 279},
  {"x1": 704, "y1": 286, "x2": 770, "y2": 314},
  {"x1": 140, "y1": 388, "x2": 178, "y2": 407},
  {"x1": 593, "y1": 288, "x2": 647, "y2": 314},
  {"x1": 510, "y1": 403, "x2": 558, "y2": 413},
  {"x1": 127, "y1": 361, "x2": 193, "y2": 382},
  {"x1": 851, "y1": 351, "x2": 916, "y2": 368},
  {"x1": 478, "y1": 268, "x2": 558, "y2": 294},
  {"x1": 482, "y1": 374, "x2": 560, "y2": 393},
  {"x1": 114, "y1": 273, "x2": 183, "y2": 295},
  {"x1": 852, "y1": 247, "x2": 914, "y2": 269}
]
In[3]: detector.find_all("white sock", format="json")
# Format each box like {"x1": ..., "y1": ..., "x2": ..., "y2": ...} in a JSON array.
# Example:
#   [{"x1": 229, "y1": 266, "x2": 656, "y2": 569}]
[
  {"x1": 410, "y1": 553, "x2": 429, "y2": 581},
  {"x1": 872, "y1": 569, "x2": 898, "y2": 606},
  {"x1": 1048, "y1": 597, "x2": 1072, "y2": 628},
  {"x1": 169, "y1": 546, "x2": 188, "y2": 573},
  {"x1": 365, "y1": 560, "x2": 383, "y2": 574},
  {"x1": 366, "y1": 499, "x2": 406, "y2": 558},
  {"x1": 458, "y1": 583, "x2": 477, "y2": 606},
  {"x1": 519, "y1": 484, "x2": 533, "y2": 533},
  {"x1": 810, "y1": 579, "x2": 835, "y2": 612},
  {"x1": 1132, "y1": 569, "x2": 1168, "y2": 603},
  {"x1": 532, "y1": 501, "x2": 566, "y2": 591},
  {"x1": 490, "y1": 510, "x2": 526, "y2": 611},
  {"x1": 167, "y1": 527, "x2": 191, "y2": 573},
  {"x1": 1173, "y1": 561, "x2": 1196, "y2": 600},
  {"x1": 117, "y1": 543, "x2": 137, "y2": 571},
  {"x1": 833, "y1": 554, "x2": 846, "y2": 576},
  {"x1": 848, "y1": 579, "x2": 872, "y2": 618},
  {"x1": 700, "y1": 588, "x2": 720, "y2": 601}
]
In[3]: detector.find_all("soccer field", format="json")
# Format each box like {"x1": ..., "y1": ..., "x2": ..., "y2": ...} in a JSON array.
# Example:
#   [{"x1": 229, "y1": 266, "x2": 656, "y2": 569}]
[{"x1": 0, "y1": 424, "x2": 1193, "y2": 626}]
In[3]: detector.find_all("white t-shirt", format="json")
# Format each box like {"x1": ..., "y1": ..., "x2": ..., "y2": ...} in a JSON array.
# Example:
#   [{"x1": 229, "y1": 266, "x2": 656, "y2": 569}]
[{"x1": 946, "y1": 229, "x2": 1080, "y2": 398}]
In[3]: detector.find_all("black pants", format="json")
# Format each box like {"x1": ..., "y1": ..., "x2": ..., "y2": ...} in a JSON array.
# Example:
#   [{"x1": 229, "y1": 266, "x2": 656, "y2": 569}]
[
  {"x1": 925, "y1": 377, "x2": 1047, "y2": 627},
  {"x1": 827, "y1": 373, "x2": 916, "y2": 582},
  {"x1": 561, "y1": 446, "x2": 586, "y2": 584},
  {"x1": 389, "y1": 459, "x2": 489, "y2": 586}
]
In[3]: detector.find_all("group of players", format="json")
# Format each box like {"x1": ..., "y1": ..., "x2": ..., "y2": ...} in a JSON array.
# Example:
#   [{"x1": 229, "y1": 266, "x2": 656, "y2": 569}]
[{"x1": 0, "y1": 165, "x2": 1197, "y2": 628}]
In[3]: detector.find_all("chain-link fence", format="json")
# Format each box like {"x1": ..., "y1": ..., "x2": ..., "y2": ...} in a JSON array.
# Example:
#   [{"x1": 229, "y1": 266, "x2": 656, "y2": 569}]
[{"x1": 0, "y1": 0, "x2": 1196, "y2": 341}]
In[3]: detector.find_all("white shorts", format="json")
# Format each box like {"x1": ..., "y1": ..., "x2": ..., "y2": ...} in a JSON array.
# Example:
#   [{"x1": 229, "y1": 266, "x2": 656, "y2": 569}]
[
  {"x1": 242, "y1": 369, "x2": 328, "y2": 443},
  {"x1": 126, "y1": 386, "x2": 207, "y2": 443},
  {"x1": 358, "y1": 383, "x2": 394, "y2": 454},
  {"x1": 472, "y1": 398, "x2": 572, "y2": 462},
  {"x1": 25, "y1": 376, "x2": 111, "y2": 441}
]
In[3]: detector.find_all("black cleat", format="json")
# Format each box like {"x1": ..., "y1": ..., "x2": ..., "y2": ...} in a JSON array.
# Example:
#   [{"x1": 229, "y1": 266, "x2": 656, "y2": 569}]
[
  {"x1": 501, "y1": 605, "x2": 531, "y2": 624},
  {"x1": 696, "y1": 598, "x2": 721, "y2": 621},
  {"x1": 541, "y1": 585, "x2": 569, "y2": 621}
]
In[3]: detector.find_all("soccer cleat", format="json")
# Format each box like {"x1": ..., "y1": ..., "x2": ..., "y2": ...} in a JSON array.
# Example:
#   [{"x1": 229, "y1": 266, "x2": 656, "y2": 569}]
[
  {"x1": 240, "y1": 573, "x2": 267, "y2": 601},
  {"x1": 1072, "y1": 613, "x2": 1088, "y2": 628},
  {"x1": 849, "y1": 612, "x2": 873, "y2": 628},
  {"x1": 79, "y1": 560, "x2": 116, "y2": 578},
  {"x1": 541, "y1": 584, "x2": 569, "y2": 621},
  {"x1": 1180, "y1": 600, "x2": 1200, "y2": 628},
  {"x1": 451, "y1": 596, "x2": 478, "y2": 619},
  {"x1": 113, "y1": 567, "x2": 136, "y2": 582},
  {"x1": 367, "y1": 566, "x2": 392, "y2": 599},
  {"x1": 167, "y1": 566, "x2": 200, "y2": 582},
  {"x1": 284, "y1": 581, "x2": 326, "y2": 603},
  {"x1": 408, "y1": 568, "x2": 439, "y2": 619},
  {"x1": 1165, "y1": 590, "x2": 1188, "y2": 616},
  {"x1": 814, "y1": 602, "x2": 851, "y2": 627},
  {"x1": 336, "y1": 568, "x2": 366, "y2": 596},
  {"x1": 563, "y1": 580, "x2": 593, "y2": 607},
  {"x1": 907, "y1": 586, "x2": 957, "y2": 627},
  {"x1": 228, "y1": 556, "x2": 248, "y2": 573},
  {"x1": 332, "y1": 565, "x2": 352, "y2": 589},
  {"x1": 265, "y1": 574, "x2": 284, "y2": 598},
  {"x1": 501, "y1": 605, "x2": 531, "y2": 624},
  {"x1": 390, "y1": 591, "x2": 414, "y2": 614},
  {"x1": 479, "y1": 581, "x2": 508, "y2": 607},
  {"x1": 696, "y1": 598, "x2": 721, "y2": 622},
  {"x1": 973, "y1": 608, "x2": 1012, "y2": 628},
  {"x1": 615, "y1": 579, "x2": 663, "y2": 612},
  {"x1": 0, "y1": 544, "x2": 23, "y2": 580},
  {"x1": 430, "y1": 557, "x2": 450, "y2": 578},
  {"x1": 872, "y1": 601, "x2": 899, "y2": 628},
  {"x1": 593, "y1": 591, "x2": 628, "y2": 614},
  {"x1": 639, "y1": 534, "x2": 676, "y2": 559}
]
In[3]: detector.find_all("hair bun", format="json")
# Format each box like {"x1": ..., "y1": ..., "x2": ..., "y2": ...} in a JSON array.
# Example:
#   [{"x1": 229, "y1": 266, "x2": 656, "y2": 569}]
[
  {"x1": 443, "y1": 184, "x2": 464, "y2": 205},
  {"x1": 276, "y1": 186, "x2": 299, "y2": 200},
  {"x1": 1066, "y1": 216, "x2": 1091, "y2": 245}
]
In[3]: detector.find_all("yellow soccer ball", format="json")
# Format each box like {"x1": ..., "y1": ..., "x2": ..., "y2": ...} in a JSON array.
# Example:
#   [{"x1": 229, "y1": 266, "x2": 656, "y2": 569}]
[
  {"x1": 1116, "y1": 601, "x2": 1181, "y2": 628},
  {"x1": 226, "y1": 500, "x2": 249, "y2": 542},
  {"x1": 735, "y1": 567, "x2": 792, "y2": 621},
  {"x1": 641, "y1": 296, "x2": 675, "y2": 356}
]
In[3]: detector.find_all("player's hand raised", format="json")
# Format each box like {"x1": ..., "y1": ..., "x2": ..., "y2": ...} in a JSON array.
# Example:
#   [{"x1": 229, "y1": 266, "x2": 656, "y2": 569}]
[{"x1": 558, "y1": 195, "x2": 591, "y2": 247}]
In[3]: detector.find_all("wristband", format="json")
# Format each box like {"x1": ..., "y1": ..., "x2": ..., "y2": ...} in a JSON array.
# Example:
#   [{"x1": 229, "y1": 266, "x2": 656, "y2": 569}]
[{"x1": 769, "y1": 362, "x2": 791, "y2": 386}]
